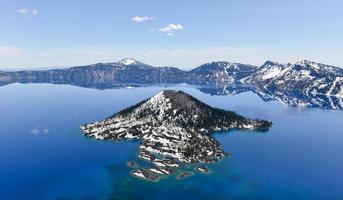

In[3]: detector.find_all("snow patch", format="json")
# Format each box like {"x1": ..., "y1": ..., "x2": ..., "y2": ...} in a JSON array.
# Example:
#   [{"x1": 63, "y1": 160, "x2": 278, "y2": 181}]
[{"x1": 119, "y1": 58, "x2": 137, "y2": 65}]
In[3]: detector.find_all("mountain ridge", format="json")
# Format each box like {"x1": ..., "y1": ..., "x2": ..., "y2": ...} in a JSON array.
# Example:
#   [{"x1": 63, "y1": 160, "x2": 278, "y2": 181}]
[
  {"x1": 0, "y1": 58, "x2": 342, "y2": 99},
  {"x1": 242, "y1": 60, "x2": 343, "y2": 98}
]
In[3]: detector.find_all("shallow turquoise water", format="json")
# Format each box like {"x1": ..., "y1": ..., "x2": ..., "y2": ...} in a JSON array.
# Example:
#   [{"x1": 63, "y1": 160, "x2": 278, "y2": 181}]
[{"x1": 1, "y1": 83, "x2": 343, "y2": 200}]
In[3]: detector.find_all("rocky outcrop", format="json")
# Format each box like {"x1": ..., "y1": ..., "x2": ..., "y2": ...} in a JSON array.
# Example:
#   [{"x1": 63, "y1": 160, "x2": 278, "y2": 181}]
[{"x1": 81, "y1": 90, "x2": 271, "y2": 175}]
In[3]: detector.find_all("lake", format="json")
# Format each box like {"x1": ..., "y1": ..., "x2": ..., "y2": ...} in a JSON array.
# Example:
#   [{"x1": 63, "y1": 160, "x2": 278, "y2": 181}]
[{"x1": 1, "y1": 83, "x2": 343, "y2": 200}]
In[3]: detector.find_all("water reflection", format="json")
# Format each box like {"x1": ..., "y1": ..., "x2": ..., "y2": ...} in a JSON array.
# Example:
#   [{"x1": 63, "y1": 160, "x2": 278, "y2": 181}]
[
  {"x1": 198, "y1": 84, "x2": 343, "y2": 110},
  {"x1": 0, "y1": 76, "x2": 342, "y2": 110}
]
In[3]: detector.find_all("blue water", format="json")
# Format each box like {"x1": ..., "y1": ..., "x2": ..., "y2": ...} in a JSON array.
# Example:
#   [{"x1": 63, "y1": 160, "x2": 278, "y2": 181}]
[{"x1": 1, "y1": 83, "x2": 343, "y2": 200}]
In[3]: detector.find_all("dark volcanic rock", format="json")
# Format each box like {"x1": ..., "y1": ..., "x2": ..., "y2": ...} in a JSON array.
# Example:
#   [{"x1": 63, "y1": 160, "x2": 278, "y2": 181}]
[{"x1": 81, "y1": 90, "x2": 271, "y2": 170}]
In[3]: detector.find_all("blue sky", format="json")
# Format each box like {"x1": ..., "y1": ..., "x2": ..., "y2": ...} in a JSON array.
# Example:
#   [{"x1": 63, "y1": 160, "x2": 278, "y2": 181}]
[{"x1": 0, "y1": 0, "x2": 342, "y2": 69}]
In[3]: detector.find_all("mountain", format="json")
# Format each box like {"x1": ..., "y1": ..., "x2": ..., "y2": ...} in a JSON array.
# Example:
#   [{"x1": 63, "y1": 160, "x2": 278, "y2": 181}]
[
  {"x1": 188, "y1": 61, "x2": 257, "y2": 85},
  {"x1": 0, "y1": 58, "x2": 188, "y2": 88},
  {"x1": 0, "y1": 58, "x2": 342, "y2": 108},
  {"x1": 242, "y1": 61, "x2": 290, "y2": 83},
  {"x1": 0, "y1": 60, "x2": 258, "y2": 87},
  {"x1": 243, "y1": 60, "x2": 343, "y2": 98},
  {"x1": 81, "y1": 90, "x2": 271, "y2": 179}
]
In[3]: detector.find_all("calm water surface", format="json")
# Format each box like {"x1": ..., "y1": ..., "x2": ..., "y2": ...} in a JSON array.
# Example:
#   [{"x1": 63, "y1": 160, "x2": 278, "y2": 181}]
[{"x1": 1, "y1": 83, "x2": 343, "y2": 200}]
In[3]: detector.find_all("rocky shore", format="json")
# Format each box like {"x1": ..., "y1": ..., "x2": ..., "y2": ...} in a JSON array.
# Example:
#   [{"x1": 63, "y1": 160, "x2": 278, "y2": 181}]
[{"x1": 81, "y1": 90, "x2": 272, "y2": 180}]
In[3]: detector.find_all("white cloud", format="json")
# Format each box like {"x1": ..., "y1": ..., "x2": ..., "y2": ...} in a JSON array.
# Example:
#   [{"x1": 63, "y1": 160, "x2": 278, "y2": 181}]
[
  {"x1": 17, "y1": 8, "x2": 38, "y2": 15},
  {"x1": 158, "y1": 23, "x2": 184, "y2": 36},
  {"x1": 159, "y1": 24, "x2": 184, "y2": 32},
  {"x1": 17, "y1": 8, "x2": 29, "y2": 14},
  {"x1": 132, "y1": 16, "x2": 154, "y2": 23}
]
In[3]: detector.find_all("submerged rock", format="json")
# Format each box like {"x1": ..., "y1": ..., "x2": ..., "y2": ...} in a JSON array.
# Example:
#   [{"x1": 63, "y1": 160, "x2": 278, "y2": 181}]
[
  {"x1": 81, "y1": 90, "x2": 272, "y2": 177},
  {"x1": 197, "y1": 165, "x2": 210, "y2": 173},
  {"x1": 177, "y1": 171, "x2": 193, "y2": 179},
  {"x1": 127, "y1": 161, "x2": 137, "y2": 168},
  {"x1": 131, "y1": 169, "x2": 160, "y2": 182}
]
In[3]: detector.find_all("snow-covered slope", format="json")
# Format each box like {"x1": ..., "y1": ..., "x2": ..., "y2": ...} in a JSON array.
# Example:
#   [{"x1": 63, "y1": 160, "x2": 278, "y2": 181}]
[
  {"x1": 81, "y1": 90, "x2": 271, "y2": 168},
  {"x1": 242, "y1": 61, "x2": 290, "y2": 82},
  {"x1": 117, "y1": 58, "x2": 151, "y2": 67},
  {"x1": 118, "y1": 58, "x2": 138, "y2": 65},
  {"x1": 189, "y1": 61, "x2": 257, "y2": 84},
  {"x1": 244, "y1": 60, "x2": 343, "y2": 98}
]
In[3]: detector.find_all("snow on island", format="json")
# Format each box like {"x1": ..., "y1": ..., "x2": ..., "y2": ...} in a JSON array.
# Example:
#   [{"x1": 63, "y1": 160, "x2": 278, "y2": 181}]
[{"x1": 80, "y1": 90, "x2": 272, "y2": 181}]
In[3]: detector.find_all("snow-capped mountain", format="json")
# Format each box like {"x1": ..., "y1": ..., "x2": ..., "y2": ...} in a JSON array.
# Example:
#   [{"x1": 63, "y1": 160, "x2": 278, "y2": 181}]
[
  {"x1": 81, "y1": 90, "x2": 271, "y2": 169},
  {"x1": 243, "y1": 60, "x2": 343, "y2": 98},
  {"x1": 118, "y1": 58, "x2": 152, "y2": 68},
  {"x1": 0, "y1": 58, "x2": 342, "y2": 108},
  {"x1": 189, "y1": 61, "x2": 257, "y2": 84},
  {"x1": 242, "y1": 61, "x2": 290, "y2": 83},
  {"x1": 118, "y1": 58, "x2": 139, "y2": 66},
  {"x1": 0, "y1": 58, "x2": 188, "y2": 88}
]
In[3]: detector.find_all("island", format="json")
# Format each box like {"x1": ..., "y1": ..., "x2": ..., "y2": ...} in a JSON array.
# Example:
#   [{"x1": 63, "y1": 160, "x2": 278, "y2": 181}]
[{"x1": 81, "y1": 90, "x2": 272, "y2": 181}]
